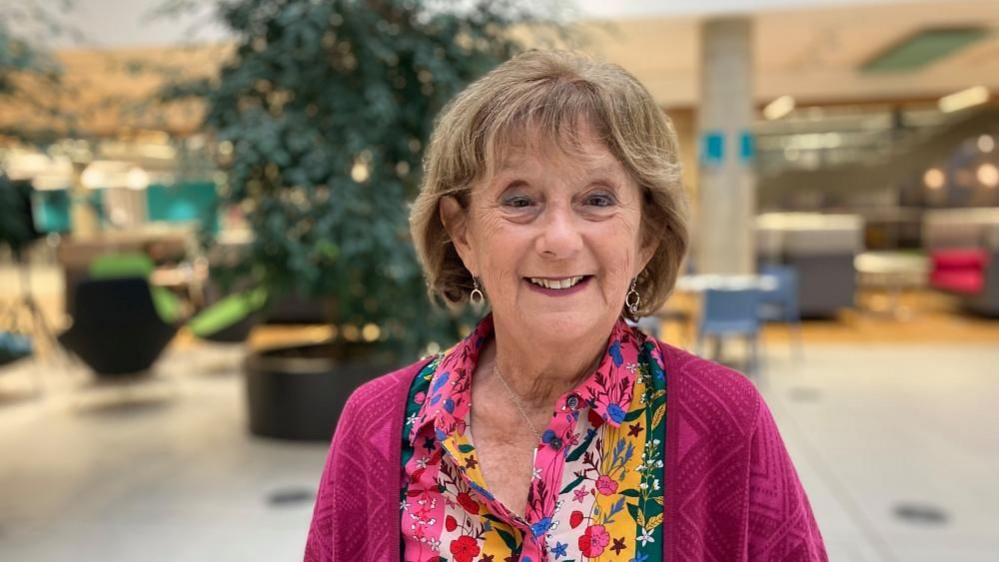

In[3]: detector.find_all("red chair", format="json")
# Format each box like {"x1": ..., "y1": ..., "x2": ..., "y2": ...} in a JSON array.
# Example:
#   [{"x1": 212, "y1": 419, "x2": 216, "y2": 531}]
[{"x1": 929, "y1": 249, "x2": 989, "y2": 295}]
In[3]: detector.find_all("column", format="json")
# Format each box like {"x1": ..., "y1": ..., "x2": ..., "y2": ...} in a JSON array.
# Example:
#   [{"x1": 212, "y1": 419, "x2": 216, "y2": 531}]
[{"x1": 696, "y1": 17, "x2": 756, "y2": 274}]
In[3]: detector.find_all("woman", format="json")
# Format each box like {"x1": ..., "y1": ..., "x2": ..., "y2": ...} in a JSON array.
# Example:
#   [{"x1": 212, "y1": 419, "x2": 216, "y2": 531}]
[{"x1": 306, "y1": 50, "x2": 827, "y2": 561}]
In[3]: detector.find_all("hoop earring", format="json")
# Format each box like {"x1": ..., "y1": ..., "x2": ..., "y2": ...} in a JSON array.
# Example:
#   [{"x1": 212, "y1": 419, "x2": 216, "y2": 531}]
[
  {"x1": 626, "y1": 278, "x2": 641, "y2": 316},
  {"x1": 470, "y1": 277, "x2": 485, "y2": 307}
]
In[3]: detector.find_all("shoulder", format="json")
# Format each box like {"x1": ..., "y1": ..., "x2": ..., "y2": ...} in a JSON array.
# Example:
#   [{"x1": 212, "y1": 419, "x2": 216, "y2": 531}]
[{"x1": 654, "y1": 339, "x2": 762, "y2": 437}]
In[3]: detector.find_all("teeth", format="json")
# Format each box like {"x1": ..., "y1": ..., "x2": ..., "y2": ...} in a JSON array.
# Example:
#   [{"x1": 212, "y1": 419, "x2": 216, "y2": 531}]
[{"x1": 528, "y1": 276, "x2": 585, "y2": 290}]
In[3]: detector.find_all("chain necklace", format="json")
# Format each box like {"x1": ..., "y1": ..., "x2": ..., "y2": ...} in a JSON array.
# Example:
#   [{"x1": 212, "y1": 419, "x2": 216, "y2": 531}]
[
  {"x1": 492, "y1": 352, "x2": 603, "y2": 443},
  {"x1": 492, "y1": 363, "x2": 543, "y2": 442}
]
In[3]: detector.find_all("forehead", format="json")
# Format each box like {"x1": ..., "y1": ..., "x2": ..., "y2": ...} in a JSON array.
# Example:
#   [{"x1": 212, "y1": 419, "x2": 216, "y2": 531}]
[{"x1": 488, "y1": 120, "x2": 627, "y2": 179}]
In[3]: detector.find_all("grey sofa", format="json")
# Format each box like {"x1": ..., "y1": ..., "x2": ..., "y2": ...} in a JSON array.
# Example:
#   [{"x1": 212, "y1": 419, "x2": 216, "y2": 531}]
[{"x1": 756, "y1": 213, "x2": 864, "y2": 318}]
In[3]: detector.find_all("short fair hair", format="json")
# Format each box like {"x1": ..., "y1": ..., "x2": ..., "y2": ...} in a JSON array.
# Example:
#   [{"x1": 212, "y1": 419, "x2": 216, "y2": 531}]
[{"x1": 409, "y1": 49, "x2": 689, "y2": 318}]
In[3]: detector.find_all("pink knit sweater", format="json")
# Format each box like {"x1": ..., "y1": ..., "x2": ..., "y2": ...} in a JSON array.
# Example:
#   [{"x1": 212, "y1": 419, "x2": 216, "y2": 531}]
[{"x1": 304, "y1": 340, "x2": 827, "y2": 561}]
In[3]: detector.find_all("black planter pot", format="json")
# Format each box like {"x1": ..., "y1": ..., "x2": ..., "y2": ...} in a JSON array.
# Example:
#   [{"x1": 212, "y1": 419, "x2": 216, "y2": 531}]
[{"x1": 244, "y1": 341, "x2": 401, "y2": 441}]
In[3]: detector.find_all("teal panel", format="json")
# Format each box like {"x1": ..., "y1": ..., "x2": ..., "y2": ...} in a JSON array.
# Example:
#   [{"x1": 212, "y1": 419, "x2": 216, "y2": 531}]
[
  {"x1": 739, "y1": 131, "x2": 755, "y2": 163},
  {"x1": 701, "y1": 131, "x2": 725, "y2": 167},
  {"x1": 146, "y1": 181, "x2": 220, "y2": 233},
  {"x1": 31, "y1": 189, "x2": 72, "y2": 233}
]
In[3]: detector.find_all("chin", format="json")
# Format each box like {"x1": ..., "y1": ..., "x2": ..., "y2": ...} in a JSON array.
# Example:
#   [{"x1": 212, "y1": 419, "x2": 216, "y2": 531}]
[{"x1": 518, "y1": 309, "x2": 614, "y2": 343}]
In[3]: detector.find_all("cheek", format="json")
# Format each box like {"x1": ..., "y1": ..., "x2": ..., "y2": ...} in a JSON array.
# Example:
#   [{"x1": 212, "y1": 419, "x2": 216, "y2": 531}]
[
  {"x1": 596, "y1": 215, "x2": 643, "y2": 277},
  {"x1": 470, "y1": 217, "x2": 526, "y2": 290}
]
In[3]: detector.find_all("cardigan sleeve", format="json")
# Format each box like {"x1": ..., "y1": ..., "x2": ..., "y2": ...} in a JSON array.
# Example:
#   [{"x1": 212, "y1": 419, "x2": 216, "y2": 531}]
[
  {"x1": 746, "y1": 398, "x2": 828, "y2": 561},
  {"x1": 303, "y1": 389, "x2": 362, "y2": 562},
  {"x1": 303, "y1": 361, "x2": 424, "y2": 562}
]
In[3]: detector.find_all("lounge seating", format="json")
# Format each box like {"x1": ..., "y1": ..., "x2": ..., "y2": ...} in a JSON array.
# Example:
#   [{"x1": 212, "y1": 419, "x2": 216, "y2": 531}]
[
  {"x1": 88, "y1": 252, "x2": 184, "y2": 324},
  {"x1": 0, "y1": 331, "x2": 32, "y2": 367},
  {"x1": 930, "y1": 249, "x2": 988, "y2": 295},
  {"x1": 924, "y1": 208, "x2": 999, "y2": 315},
  {"x1": 58, "y1": 277, "x2": 178, "y2": 376},
  {"x1": 758, "y1": 264, "x2": 803, "y2": 358},
  {"x1": 188, "y1": 287, "x2": 267, "y2": 343},
  {"x1": 756, "y1": 213, "x2": 863, "y2": 318},
  {"x1": 696, "y1": 288, "x2": 762, "y2": 375}
]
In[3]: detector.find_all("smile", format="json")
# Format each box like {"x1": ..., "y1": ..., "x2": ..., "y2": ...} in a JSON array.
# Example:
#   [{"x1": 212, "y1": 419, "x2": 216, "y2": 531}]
[{"x1": 525, "y1": 275, "x2": 593, "y2": 295}]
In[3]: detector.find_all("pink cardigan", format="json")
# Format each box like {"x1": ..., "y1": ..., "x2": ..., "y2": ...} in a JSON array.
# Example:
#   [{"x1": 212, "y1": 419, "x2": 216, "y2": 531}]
[{"x1": 305, "y1": 340, "x2": 827, "y2": 561}]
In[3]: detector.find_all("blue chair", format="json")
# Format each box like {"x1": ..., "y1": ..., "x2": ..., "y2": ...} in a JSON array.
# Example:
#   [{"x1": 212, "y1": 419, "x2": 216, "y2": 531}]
[
  {"x1": 697, "y1": 288, "x2": 762, "y2": 375},
  {"x1": 758, "y1": 264, "x2": 803, "y2": 360}
]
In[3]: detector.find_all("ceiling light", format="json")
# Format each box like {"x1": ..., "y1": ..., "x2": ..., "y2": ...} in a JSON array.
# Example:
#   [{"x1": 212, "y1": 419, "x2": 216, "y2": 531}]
[
  {"x1": 764, "y1": 95, "x2": 795, "y2": 120},
  {"x1": 923, "y1": 168, "x2": 945, "y2": 190},
  {"x1": 978, "y1": 163, "x2": 998, "y2": 188},
  {"x1": 939, "y1": 86, "x2": 989, "y2": 113},
  {"x1": 978, "y1": 134, "x2": 995, "y2": 153}
]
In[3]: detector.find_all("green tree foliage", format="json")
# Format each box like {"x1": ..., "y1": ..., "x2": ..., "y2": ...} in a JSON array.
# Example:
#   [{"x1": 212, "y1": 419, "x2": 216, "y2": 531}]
[
  {"x1": 167, "y1": 0, "x2": 564, "y2": 358},
  {"x1": 0, "y1": 1, "x2": 75, "y2": 139},
  {"x1": 0, "y1": 2, "x2": 66, "y2": 254},
  {"x1": 0, "y1": 10, "x2": 58, "y2": 96}
]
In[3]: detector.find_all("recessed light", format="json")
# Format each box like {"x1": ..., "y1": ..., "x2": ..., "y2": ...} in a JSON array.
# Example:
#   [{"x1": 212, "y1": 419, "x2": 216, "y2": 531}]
[{"x1": 923, "y1": 168, "x2": 945, "y2": 190}]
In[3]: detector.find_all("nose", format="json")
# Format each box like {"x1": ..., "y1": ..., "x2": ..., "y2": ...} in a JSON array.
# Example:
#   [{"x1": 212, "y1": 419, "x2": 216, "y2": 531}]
[{"x1": 535, "y1": 203, "x2": 583, "y2": 259}]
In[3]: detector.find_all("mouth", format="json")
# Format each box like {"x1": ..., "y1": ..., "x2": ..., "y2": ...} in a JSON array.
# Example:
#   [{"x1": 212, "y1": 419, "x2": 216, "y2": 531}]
[{"x1": 524, "y1": 275, "x2": 593, "y2": 296}]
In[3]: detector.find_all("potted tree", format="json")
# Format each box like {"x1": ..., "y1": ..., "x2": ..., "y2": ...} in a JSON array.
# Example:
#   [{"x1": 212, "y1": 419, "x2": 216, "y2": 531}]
[{"x1": 164, "y1": 0, "x2": 562, "y2": 440}]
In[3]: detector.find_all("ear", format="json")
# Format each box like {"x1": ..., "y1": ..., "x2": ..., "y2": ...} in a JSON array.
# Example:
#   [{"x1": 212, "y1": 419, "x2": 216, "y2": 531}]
[
  {"x1": 636, "y1": 232, "x2": 657, "y2": 278},
  {"x1": 439, "y1": 195, "x2": 478, "y2": 276}
]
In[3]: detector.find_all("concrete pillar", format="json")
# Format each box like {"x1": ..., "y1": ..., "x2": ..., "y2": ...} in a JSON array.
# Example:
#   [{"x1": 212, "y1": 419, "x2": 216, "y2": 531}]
[
  {"x1": 696, "y1": 17, "x2": 756, "y2": 274},
  {"x1": 70, "y1": 160, "x2": 100, "y2": 238}
]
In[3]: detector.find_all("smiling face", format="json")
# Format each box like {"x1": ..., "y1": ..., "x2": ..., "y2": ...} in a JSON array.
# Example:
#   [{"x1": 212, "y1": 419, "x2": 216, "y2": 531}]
[{"x1": 440, "y1": 121, "x2": 655, "y2": 345}]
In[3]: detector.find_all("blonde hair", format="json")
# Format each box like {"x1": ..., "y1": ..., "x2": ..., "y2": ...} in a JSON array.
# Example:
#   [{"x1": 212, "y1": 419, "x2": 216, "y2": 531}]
[{"x1": 409, "y1": 49, "x2": 689, "y2": 319}]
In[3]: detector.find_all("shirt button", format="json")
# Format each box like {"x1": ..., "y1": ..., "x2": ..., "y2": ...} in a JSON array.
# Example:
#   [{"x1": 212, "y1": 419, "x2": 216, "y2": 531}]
[
  {"x1": 566, "y1": 395, "x2": 580, "y2": 410},
  {"x1": 549, "y1": 437, "x2": 563, "y2": 450}
]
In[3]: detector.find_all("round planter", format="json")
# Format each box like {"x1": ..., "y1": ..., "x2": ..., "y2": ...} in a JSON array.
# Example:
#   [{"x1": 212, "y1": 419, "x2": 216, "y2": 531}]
[{"x1": 243, "y1": 341, "x2": 400, "y2": 441}]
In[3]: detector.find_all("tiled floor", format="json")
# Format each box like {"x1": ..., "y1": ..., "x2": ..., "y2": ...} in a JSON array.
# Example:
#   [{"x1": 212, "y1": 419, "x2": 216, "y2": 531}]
[
  {"x1": 759, "y1": 344, "x2": 999, "y2": 562},
  {"x1": 1, "y1": 337, "x2": 998, "y2": 561},
  {"x1": 0, "y1": 346, "x2": 328, "y2": 562}
]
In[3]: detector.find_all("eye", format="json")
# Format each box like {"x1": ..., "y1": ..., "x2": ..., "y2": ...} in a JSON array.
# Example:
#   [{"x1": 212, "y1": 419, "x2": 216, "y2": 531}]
[
  {"x1": 585, "y1": 192, "x2": 616, "y2": 207},
  {"x1": 502, "y1": 195, "x2": 534, "y2": 209}
]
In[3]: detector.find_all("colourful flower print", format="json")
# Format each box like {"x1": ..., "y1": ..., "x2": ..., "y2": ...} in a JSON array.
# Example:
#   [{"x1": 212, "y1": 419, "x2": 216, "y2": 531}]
[
  {"x1": 449, "y1": 534, "x2": 480, "y2": 562},
  {"x1": 578, "y1": 524, "x2": 611, "y2": 557},
  {"x1": 456, "y1": 491, "x2": 479, "y2": 514},
  {"x1": 606, "y1": 403, "x2": 626, "y2": 424},
  {"x1": 401, "y1": 314, "x2": 667, "y2": 562},
  {"x1": 596, "y1": 475, "x2": 619, "y2": 496}
]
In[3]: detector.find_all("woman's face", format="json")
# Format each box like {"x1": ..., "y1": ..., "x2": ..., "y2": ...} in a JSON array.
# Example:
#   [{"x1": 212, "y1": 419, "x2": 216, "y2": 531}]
[{"x1": 441, "y1": 122, "x2": 655, "y2": 345}]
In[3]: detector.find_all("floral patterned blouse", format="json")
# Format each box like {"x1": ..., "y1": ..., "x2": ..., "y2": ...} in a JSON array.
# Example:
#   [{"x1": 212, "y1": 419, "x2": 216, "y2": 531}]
[{"x1": 400, "y1": 313, "x2": 667, "y2": 562}]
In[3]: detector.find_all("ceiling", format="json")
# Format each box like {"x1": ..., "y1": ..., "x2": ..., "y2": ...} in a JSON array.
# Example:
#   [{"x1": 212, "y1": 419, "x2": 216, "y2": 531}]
[
  {"x1": 1, "y1": 0, "x2": 998, "y2": 136},
  {"x1": 579, "y1": 0, "x2": 999, "y2": 107}
]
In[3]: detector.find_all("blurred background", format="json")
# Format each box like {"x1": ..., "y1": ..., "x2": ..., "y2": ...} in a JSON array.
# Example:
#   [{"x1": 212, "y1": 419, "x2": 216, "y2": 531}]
[{"x1": 1, "y1": 0, "x2": 998, "y2": 560}]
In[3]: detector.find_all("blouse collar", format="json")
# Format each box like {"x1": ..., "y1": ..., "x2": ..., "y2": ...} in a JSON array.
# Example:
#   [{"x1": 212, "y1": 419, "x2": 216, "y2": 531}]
[{"x1": 409, "y1": 312, "x2": 647, "y2": 446}]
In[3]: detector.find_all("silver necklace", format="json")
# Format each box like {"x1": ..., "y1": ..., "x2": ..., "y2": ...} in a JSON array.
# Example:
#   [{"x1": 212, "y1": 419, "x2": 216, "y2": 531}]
[{"x1": 492, "y1": 363, "x2": 542, "y2": 441}]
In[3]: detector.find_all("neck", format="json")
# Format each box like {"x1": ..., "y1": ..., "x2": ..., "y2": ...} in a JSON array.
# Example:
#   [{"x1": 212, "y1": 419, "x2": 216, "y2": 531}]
[{"x1": 480, "y1": 315, "x2": 613, "y2": 409}]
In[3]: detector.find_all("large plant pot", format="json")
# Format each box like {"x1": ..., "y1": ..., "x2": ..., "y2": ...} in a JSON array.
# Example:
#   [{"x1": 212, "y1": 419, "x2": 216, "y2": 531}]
[{"x1": 243, "y1": 341, "x2": 400, "y2": 441}]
